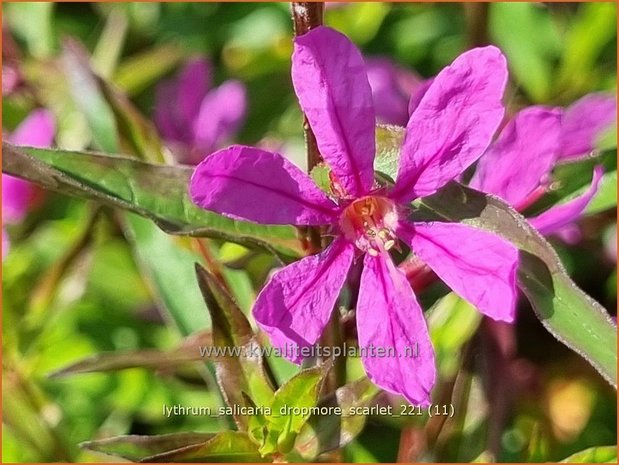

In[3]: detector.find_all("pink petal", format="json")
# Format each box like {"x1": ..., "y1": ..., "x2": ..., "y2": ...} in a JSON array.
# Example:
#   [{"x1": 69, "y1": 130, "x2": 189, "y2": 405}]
[
  {"x1": 529, "y1": 165, "x2": 604, "y2": 236},
  {"x1": 9, "y1": 109, "x2": 56, "y2": 148},
  {"x1": 191, "y1": 80, "x2": 247, "y2": 162},
  {"x1": 189, "y1": 145, "x2": 339, "y2": 225},
  {"x1": 292, "y1": 26, "x2": 376, "y2": 197},
  {"x1": 392, "y1": 47, "x2": 507, "y2": 203},
  {"x1": 559, "y1": 93, "x2": 616, "y2": 161},
  {"x1": 399, "y1": 221, "x2": 518, "y2": 322},
  {"x1": 470, "y1": 106, "x2": 562, "y2": 207},
  {"x1": 357, "y1": 253, "x2": 435, "y2": 406},
  {"x1": 2, "y1": 174, "x2": 33, "y2": 223},
  {"x1": 177, "y1": 58, "x2": 212, "y2": 127},
  {"x1": 253, "y1": 238, "x2": 354, "y2": 363}
]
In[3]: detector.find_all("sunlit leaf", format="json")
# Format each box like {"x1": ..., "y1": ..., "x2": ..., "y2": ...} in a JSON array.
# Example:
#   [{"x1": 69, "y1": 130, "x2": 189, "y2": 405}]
[
  {"x1": 81, "y1": 431, "x2": 265, "y2": 462},
  {"x1": 560, "y1": 445, "x2": 617, "y2": 463},
  {"x1": 2, "y1": 144, "x2": 304, "y2": 258}
]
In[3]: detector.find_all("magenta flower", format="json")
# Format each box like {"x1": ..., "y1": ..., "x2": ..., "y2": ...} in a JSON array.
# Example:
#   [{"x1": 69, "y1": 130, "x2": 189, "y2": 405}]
[
  {"x1": 190, "y1": 27, "x2": 519, "y2": 405},
  {"x1": 3, "y1": 109, "x2": 56, "y2": 258},
  {"x1": 154, "y1": 58, "x2": 247, "y2": 165},
  {"x1": 470, "y1": 106, "x2": 605, "y2": 238}
]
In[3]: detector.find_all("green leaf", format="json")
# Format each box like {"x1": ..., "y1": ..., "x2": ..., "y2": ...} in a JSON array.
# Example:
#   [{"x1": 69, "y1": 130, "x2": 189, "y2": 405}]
[
  {"x1": 489, "y1": 3, "x2": 561, "y2": 102},
  {"x1": 49, "y1": 330, "x2": 211, "y2": 377},
  {"x1": 560, "y1": 445, "x2": 617, "y2": 463},
  {"x1": 195, "y1": 264, "x2": 275, "y2": 431},
  {"x1": 292, "y1": 377, "x2": 379, "y2": 460},
  {"x1": 556, "y1": 3, "x2": 617, "y2": 97},
  {"x1": 114, "y1": 44, "x2": 185, "y2": 96},
  {"x1": 124, "y1": 214, "x2": 211, "y2": 335},
  {"x1": 350, "y1": 124, "x2": 618, "y2": 385},
  {"x1": 61, "y1": 39, "x2": 120, "y2": 153},
  {"x1": 427, "y1": 293, "x2": 482, "y2": 378},
  {"x1": 2, "y1": 143, "x2": 303, "y2": 258},
  {"x1": 81, "y1": 431, "x2": 266, "y2": 462}
]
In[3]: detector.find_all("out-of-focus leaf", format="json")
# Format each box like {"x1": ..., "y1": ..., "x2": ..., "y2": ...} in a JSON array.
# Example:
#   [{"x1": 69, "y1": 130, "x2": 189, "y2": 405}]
[
  {"x1": 292, "y1": 377, "x2": 379, "y2": 460},
  {"x1": 2, "y1": 144, "x2": 304, "y2": 258},
  {"x1": 427, "y1": 293, "x2": 482, "y2": 378},
  {"x1": 81, "y1": 431, "x2": 265, "y2": 462},
  {"x1": 560, "y1": 445, "x2": 617, "y2": 463},
  {"x1": 114, "y1": 44, "x2": 185, "y2": 96},
  {"x1": 61, "y1": 39, "x2": 119, "y2": 153},
  {"x1": 374, "y1": 125, "x2": 617, "y2": 386},
  {"x1": 195, "y1": 264, "x2": 275, "y2": 431},
  {"x1": 556, "y1": 3, "x2": 617, "y2": 97},
  {"x1": 92, "y1": 8, "x2": 128, "y2": 79},
  {"x1": 49, "y1": 330, "x2": 211, "y2": 377},
  {"x1": 489, "y1": 3, "x2": 561, "y2": 102},
  {"x1": 5, "y1": 3, "x2": 54, "y2": 58}
]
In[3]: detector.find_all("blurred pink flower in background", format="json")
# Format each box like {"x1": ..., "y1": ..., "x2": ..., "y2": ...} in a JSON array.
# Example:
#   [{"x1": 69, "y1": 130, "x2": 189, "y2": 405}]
[
  {"x1": 191, "y1": 27, "x2": 519, "y2": 405},
  {"x1": 365, "y1": 57, "x2": 426, "y2": 126},
  {"x1": 3, "y1": 109, "x2": 56, "y2": 258},
  {"x1": 470, "y1": 94, "x2": 616, "y2": 242},
  {"x1": 154, "y1": 58, "x2": 247, "y2": 165}
]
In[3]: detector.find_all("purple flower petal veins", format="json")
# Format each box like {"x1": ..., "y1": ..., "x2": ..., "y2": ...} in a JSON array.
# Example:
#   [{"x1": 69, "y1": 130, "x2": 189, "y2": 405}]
[{"x1": 189, "y1": 26, "x2": 519, "y2": 405}]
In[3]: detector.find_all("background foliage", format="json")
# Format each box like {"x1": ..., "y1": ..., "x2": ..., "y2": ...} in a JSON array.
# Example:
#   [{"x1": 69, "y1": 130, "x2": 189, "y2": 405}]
[{"x1": 2, "y1": 2, "x2": 617, "y2": 463}]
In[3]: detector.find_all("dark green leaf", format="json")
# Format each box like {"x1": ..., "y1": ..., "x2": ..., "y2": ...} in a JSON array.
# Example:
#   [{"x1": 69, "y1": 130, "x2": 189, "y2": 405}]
[
  {"x1": 2, "y1": 143, "x2": 304, "y2": 258},
  {"x1": 195, "y1": 264, "x2": 275, "y2": 431}
]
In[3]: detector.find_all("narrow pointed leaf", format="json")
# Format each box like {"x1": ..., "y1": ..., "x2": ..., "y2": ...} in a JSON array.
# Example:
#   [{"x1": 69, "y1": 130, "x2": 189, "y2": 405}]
[
  {"x1": 2, "y1": 143, "x2": 303, "y2": 257},
  {"x1": 81, "y1": 431, "x2": 265, "y2": 463},
  {"x1": 195, "y1": 264, "x2": 275, "y2": 430}
]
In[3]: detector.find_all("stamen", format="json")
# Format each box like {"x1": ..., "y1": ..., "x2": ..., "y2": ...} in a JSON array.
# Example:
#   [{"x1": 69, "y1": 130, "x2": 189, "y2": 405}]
[{"x1": 339, "y1": 195, "x2": 399, "y2": 254}]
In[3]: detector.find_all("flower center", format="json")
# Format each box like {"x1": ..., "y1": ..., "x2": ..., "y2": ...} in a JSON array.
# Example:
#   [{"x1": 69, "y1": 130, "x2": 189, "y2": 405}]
[{"x1": 339, "y1": 196, "x2": 399, "y2": 256}]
